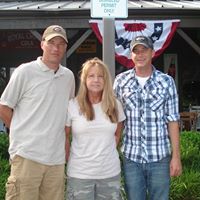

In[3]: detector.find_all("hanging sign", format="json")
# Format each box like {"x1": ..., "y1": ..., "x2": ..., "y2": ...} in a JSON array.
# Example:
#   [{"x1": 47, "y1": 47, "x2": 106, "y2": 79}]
[{"x1": 91, "y1": 0, "x2": 128, "y2": 18}]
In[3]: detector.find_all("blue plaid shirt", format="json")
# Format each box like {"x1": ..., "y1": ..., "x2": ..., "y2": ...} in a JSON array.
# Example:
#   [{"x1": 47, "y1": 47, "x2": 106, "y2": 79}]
[{"x1": 113, "y1": 67, "x2": 179, "y2": 163}]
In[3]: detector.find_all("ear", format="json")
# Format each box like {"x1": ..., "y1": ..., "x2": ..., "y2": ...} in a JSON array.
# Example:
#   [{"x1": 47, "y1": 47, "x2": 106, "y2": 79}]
[{"x1": 40, "y1": 41, "x2": 44, "y2": 50}]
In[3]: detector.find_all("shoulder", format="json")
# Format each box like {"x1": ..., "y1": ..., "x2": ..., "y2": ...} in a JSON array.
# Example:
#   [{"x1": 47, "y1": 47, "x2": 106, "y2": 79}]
[
  {"x1": 154, "y1": 69, "x2": 174, "y2": 85},
  {"x1": 116, "y1": 98, "x2": 124, "y2": 110},
  {"x1": 115, "y1": 69, "x2": 133, "y2": 80},
  {"x1": 69, "y1": 98, "x2": 79, "y2": 108},
  {"x1": 151, "y1": 69, "x2": 177, "y2": 95},
  {"x1": 11, "y1": 60, "x2": 37, "y2": 78},
  {"x1": 115, "y1": 98, "x2": 122, "y2": 107},
  {"x1": 68, "y1": 98, "x2": 81, "y2": 115},
  {"x1": 116, "y1": 98, "x2": 124, "y2": 111},
  {"x1": 16, "y1": 60, "x2": 36, "y2": 71},
  {"x1": 69, "y1": 97, "x2": 76, "y2": 104},
  {"x1": 114, "y1": 69, "x2": 134, "y2": 86},
  {"x1": 60, "y1": 66, "x2": 74, "y2": 77},
  {"x1": 115, "y1": 98, "x2": 126, "y2": 121}
]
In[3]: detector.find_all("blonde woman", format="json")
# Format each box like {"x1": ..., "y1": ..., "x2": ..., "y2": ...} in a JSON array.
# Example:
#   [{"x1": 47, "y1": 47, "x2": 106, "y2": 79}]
[{"x1": 65, "y1": 57, "x2": 125, "y2": 200}]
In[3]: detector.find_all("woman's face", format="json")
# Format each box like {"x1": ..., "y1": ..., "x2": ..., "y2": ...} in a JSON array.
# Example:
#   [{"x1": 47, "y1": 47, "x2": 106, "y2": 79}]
[{"x1": 86, "y1": 65, "x2": 104, "y2": 95}]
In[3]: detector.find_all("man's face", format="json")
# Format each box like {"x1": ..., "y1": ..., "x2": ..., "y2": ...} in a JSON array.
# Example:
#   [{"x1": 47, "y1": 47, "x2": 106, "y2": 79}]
[
  {"x1": 41, "y1": 36, "x2": 67, "y2": 67},
  {"x1": 131, "y1": 44, "x2": 155, "y2": 69}
]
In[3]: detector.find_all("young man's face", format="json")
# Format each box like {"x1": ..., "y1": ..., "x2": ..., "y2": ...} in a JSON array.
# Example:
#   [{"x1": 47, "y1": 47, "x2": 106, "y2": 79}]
[
  {"x1": 41, "y1": 36, "x2": 67, "y2": 67},
  {"x1": 131, "y1": 44, "x2": 155, "y2": 69}
]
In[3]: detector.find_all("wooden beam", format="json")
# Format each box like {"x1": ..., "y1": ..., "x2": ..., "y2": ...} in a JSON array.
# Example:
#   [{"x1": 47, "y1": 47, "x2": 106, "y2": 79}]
[{"x1": 177, "y1": 28, "x2": 200, "y2": 55}]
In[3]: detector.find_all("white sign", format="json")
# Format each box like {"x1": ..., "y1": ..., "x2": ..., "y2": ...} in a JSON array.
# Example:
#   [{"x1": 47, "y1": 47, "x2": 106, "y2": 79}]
[{"x1": 91, "y1": 0, "x2": 128, "y2": 18}]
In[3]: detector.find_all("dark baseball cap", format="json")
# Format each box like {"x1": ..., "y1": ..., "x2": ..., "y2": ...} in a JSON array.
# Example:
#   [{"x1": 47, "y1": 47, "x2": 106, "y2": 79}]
[{"x1": 130, "y1": 35, "x2": 154, "y2": 51}]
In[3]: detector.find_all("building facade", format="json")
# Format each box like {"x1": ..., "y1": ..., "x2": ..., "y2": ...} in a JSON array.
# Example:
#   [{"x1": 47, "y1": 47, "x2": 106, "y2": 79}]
[{"x1": 0, "y1": 0, "x2": 200, "y2": 110}]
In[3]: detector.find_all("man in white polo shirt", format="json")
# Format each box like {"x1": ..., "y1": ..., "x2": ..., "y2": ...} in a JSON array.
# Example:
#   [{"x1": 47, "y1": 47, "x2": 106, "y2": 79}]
[{"x1": 0, "y1": 25, "x2": 75, "y2": 200}]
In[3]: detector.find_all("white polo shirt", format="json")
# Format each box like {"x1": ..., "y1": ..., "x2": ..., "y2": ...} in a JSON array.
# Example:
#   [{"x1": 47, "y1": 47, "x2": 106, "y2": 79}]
[
  {"x1": 66, "y1": 98, "x2": 125, "y2": 179},
  {"x1": 0, "y1": 57, "x2": 75, "y2": 165}
]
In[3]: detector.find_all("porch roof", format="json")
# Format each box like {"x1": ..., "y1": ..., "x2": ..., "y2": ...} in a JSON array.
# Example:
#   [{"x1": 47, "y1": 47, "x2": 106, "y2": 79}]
[{"x1": 0, "y1": 0, "x2": 199, "y2": 29}]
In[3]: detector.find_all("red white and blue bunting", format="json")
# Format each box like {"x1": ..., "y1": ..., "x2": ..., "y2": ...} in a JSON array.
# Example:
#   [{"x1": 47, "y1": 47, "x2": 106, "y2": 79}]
[{"x1": 89, "y1": 19, "x2": 180, "y2": 68}]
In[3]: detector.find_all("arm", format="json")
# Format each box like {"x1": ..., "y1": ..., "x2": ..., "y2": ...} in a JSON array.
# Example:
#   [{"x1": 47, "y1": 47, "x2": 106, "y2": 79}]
[
  {"x1": 65, "y1": 126, "x2": 71, "y2": 161},
  {"x1": 168, "y1": 121, "x2": 182, "y2": 177},
  {"x1": 115, "y1": 121, "x2": 124, "y2": 147},
  {"x1": 0, "y1": 104, "x2": 13, "y2": 128},
  {"x1": 69, "y1": 73, "x2": 75, "y2": 99}
]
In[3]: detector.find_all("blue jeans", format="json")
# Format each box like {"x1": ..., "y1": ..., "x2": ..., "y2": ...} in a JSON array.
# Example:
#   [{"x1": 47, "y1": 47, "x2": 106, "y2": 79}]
[{"x1": 123, "y1": 156, "x2": 170, "y2": 200}]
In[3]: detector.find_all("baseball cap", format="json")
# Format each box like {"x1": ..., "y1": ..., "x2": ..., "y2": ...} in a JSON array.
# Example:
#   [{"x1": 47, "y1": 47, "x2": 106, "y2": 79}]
[
  {"x1": 42, "y1": 25, "x2": 68, "y2": 43},
  {"x1": 130, "y1": 35, "x2": 153, "y2": 51}
]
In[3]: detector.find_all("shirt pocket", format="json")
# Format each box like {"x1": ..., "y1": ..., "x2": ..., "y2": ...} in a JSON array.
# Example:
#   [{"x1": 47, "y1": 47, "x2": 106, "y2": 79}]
[
  {"x1": 122, "y1": 88, "x2": 139, "y2": 110},
  {"x1": 5, "y1": 176, "x2": 18, "y2": 200},
  {"x1": 148, "y1": 89, "x2": 166, "y2": 111}
]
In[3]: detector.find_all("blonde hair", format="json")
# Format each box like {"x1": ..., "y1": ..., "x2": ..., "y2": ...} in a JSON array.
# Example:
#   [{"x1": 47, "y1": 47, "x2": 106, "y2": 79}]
[{"x1": 76, "y1": 57, "x2": 118, "y2": 123}]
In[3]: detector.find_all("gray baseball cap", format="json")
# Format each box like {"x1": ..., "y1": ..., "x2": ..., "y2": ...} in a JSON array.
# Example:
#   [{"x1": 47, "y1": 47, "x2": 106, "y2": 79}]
[{"x1": 130, "y1": 35, "x2": 153, "y2": 51}]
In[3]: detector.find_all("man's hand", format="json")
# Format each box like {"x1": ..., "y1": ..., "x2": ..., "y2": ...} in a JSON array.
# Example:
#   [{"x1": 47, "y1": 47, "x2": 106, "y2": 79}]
[{"x1": 170, "y1": 156, "x2": 182, "y2": 177}]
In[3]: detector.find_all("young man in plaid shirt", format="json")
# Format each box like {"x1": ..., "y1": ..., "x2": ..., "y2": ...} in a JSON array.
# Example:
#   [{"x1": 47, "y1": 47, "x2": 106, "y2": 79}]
[{"x1": 114, "y1": 35, "x2": 182, "y2": 200}]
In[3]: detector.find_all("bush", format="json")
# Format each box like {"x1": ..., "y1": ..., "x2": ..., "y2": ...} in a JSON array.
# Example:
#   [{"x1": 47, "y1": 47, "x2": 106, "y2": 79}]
[
  {"x1": 180, "y1": 132, "x2": 200, "y2": 169},
  {"x1": 0, "y1": 133, "x2": 9, "y2": 200},
  {"x1": 169, "y1": 132, "x2": 200, "y2": 200},
  {"x1": 170, "y1": 132, "x2": 200, "y2": 200},
  {"x1": 0, "y1": 132, "x2": 200, "y2": 199},
  {"x1": 170, "y1": 169, "x2": 200, "y2": 200},
  {"x1": 0, "y1": 133, "x2": 9, "y2": 159},
  {"x1": 0, "y1": 159, "x2": 10, "y2": 199}
]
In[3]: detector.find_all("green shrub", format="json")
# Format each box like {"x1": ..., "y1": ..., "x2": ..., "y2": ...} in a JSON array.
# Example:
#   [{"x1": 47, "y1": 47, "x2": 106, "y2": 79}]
[
  {"x1": 170, "y1": 169, "x2": 200, "y2": 200},
  {"x1": 170, "y1": 132, "x2": 200, "y2": 200},
  {"x1": 0, "y1": 132, "x2": 200, "y2": 199},
  {"x1": 180, "y1": 132, "x2": 200, "y2": 170},
  {"x1": 0, "y1": 133, "x2": 9, "y2": 199},
  {"x1": 0, "y1": 133, "x2": 9, "y2": 159},
  {"x1": 0, "y1": 159, "x2": 10, "y2": 199}
]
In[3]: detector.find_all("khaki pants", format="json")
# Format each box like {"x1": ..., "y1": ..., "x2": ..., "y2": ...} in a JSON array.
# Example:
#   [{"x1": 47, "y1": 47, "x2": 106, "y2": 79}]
[{"x1": 6, "y1": 155, "x2": 65, "y2": 200}]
